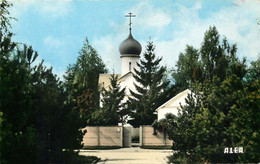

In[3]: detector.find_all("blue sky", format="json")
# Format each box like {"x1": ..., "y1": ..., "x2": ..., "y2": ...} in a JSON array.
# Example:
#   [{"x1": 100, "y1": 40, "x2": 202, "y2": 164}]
[{"x1": 9, "y1": 0, "x2": 260, "y2": 79}]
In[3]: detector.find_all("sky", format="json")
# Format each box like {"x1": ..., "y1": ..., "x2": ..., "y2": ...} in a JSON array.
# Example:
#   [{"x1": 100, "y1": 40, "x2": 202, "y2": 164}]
[{"x1": 8, "y1": 0, "x2": 260, "y2": 79}]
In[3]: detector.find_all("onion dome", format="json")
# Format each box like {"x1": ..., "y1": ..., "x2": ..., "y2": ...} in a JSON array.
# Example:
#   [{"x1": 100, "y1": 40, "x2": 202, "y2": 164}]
[{"x1": 119, "y1": 32, "x2": 142, "y2": 57}]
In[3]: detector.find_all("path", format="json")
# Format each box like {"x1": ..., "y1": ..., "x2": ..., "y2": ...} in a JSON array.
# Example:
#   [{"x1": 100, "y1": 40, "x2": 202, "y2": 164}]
[{"x1": 79, "y1": 147, "x2": 173, "y2": 164}]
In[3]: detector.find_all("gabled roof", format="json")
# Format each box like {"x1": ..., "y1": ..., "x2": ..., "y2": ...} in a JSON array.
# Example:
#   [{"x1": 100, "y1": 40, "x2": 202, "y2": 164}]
[
  {"x1": 118, "y1": 72, "x2": 133, "y2": 82},
  {"x1": 98, "y1": 74, "x2": 121, "y2": 90},
  {"x1": 156, "y1": 89, "x2": 192, "y2": 112},
  {"x1": 98, "y1": 72, "x2": 134, "y2": 90}
]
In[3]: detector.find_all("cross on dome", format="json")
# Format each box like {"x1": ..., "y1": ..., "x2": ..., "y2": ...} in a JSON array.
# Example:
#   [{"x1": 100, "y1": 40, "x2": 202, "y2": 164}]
[
  {"x1": 125, "y1": 12, "x2": 136, "y2": 32},
  {"x1": 119, "y1": 12, "x2": 142, "y2": 57}
]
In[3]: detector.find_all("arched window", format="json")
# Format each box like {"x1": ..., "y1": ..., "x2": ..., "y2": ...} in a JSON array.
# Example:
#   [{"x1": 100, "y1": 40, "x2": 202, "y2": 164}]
[{"x1": 129, "y1": 62, "x2": 132, "y2": 72}]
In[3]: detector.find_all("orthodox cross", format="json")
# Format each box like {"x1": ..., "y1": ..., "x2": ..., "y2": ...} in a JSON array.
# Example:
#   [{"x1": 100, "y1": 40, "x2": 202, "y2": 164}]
[{"x1": 125, "y1": 12, "x2": 136, "y2": 32}]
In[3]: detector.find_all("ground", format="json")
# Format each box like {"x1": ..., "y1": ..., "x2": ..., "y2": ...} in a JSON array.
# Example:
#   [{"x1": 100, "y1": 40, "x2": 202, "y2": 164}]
[{"x1": 79, "y1": 147, "x2": 173, "y2": 164}]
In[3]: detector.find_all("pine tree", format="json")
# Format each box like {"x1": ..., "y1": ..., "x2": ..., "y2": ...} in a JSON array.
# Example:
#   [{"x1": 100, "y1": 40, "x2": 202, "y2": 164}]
[
  {"x1": 128, "y1": 40, "x2": 169, "y2": 127},
  {"x1": 167, "y1": 26, "x2": 259, "y2": 163},
  {"x1": 173, "y1": 26, "x2": 247, "y2": 90},
  {"x1": 91, "y1": 74, "x2": 126, "y2": 125}
]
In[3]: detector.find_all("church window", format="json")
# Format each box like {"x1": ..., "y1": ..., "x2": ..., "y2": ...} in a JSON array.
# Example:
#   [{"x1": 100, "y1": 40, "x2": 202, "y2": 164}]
[{"x1": 129, "y1": 62, "x2": 132, "y2": 71}]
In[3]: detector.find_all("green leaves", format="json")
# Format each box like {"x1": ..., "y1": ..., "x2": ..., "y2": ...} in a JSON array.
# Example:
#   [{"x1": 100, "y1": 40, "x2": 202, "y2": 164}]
[
  {"x1": 64, "y1": 37, "x2": 108, "y2": 119},
  {"x1": 167, "y1": 26, "x2": 259, "y2": 163},
  {"x1": 173, "y1": 26, "x2": 247, "y2": 91}
]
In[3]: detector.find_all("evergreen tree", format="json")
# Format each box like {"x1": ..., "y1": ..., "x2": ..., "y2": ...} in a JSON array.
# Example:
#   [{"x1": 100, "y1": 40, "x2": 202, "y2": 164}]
[
  {"x1": 172, "y1": 45, "x2": 200, "y2": 90},
  {"x1": 31, "y1": 61, "x2": 85, "y2": 163},
  {"x1": 63, "y1": 38, "x2": 107, "y2": 125},
  {"x1": 167, "y1": 26, "x2": 259, "y2": 163},
  {"x1": 245, "y1": 56, "x2": 260, "y2": 83},
  {"x1": 172, "y1": 26, "x2": 247, "y2": 90},
  {"x1": 128, "y1": 40, "x2": 169, "y2": 127},
  {"x1": 200, "y1": 26, "x2": 246, "y2": 81},
  {"x1": 0, "y1": 2, "x2": 85, "y2": 162},
  {"x1": 91, "y1": 74, "x2": 126, "y2": 125}
]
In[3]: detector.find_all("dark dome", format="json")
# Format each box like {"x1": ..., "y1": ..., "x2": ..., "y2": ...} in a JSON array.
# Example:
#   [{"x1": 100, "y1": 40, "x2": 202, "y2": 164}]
[{"x1": 119, "y1": 32, "x2": 142, "y2": 56}]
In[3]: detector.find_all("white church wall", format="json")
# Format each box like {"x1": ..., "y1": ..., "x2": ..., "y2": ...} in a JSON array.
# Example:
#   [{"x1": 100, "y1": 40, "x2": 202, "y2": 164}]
[
  {"x1": 120, "y1": 74, "x2": 137, "y2": 96},
  {"x1": 121, "y1": 56, "x2": 139, "y2": 76}
]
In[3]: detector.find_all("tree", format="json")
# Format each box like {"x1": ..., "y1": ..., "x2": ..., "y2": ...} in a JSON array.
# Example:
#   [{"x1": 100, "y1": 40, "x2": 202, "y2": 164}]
[
  {"x1": 128, "y1": 40, "x2": 170, "y2": 127},
  {"x1": 63, "y1": 38, "x2": 107, "y2": 124},
  {"x1": 172, "y1": 26, "x2": 247, "y2": 90},
  {"x1": 200, "y1": 26, "x2": 246, "y2": 81},
  {"x1": 91, "y1": 74, "x2": 126, "y2": 125},
  {"x1": 31, "y1": 61, "x2": 86, "y2": 163},
  {"x1": 0, "y1": 2, "x2": 96, "y2": 163},
  {"x1": 172, "y1": 45, "x2": 200, "y2": 89},
  {"x1": 244, "y1": 55, "x2": 260, "y2": 83},
  {"x1": 0, "y1": 0, "x2": 16, "y2": 35},
  {"x1": 0, "y1": 1, "x2": 35, "y2": 162},
  {"x1": 167, "y1": 26, "x2": 259, "y2": 163}
]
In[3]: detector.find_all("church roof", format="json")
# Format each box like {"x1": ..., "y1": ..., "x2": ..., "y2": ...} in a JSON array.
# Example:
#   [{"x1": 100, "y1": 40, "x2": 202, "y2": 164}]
[
  {"x1": 119, "y1": 32, "x2": 142, "y2": 57},
  {"x1": 98, "y1": 72, "x2": 134, "y2": 91},
  {"x1": 156, "y1": 89, "x2": 192, "y2": 112},
  {"x1": 99, "y1": 74, "x2": 121, "y2": 90}
]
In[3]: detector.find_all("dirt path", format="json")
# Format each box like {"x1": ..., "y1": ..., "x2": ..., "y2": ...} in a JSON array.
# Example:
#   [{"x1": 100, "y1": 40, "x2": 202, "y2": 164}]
[{"x1": 79, "y1": 147, "x2": 173, "y2": 164}]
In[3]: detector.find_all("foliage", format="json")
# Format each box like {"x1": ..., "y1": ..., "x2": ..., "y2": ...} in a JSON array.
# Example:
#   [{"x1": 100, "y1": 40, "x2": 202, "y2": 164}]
[
  {"x1": 244, "y1": 55, "x2": 260, "y2": 83},
  {"x1": 172, "y1": 45, "x2": 200, "y2": 89},
  {"x1": 63, "y1": 38, "x2": 107, "y2": 125},
  {"x1": 0, "y1": 2, "x2": 86, "y2": 163},
  {"x1": 172, "y1": 26, "x2": 247, "y2": 92},
  {"x1": 90, "y1": 74, "x2": 126, "y2": 125},
  {"x1": 0, "y1": 0, "x2": 16, "y2": 35},
  {"x1": 167, "y1": 26, "x2": 259, "y2": 163},
  {"x1": 128, "y1": 40, "x2": 170, "y2": 127}
]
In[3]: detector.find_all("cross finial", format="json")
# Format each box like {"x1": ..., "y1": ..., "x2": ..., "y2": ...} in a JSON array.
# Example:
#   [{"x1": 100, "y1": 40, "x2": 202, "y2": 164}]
[{"x1": 125, "y1": 12, "x2": 136, "y2": 33}]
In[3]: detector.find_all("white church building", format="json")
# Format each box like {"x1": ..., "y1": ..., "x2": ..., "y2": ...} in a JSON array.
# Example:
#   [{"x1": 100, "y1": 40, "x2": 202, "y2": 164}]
[
  {"x1": 98, "y1": 23, "x2": 142, "y2": 104},
  {"x1": 98, "y1": 14, "x2": 192, "y2": 123}
]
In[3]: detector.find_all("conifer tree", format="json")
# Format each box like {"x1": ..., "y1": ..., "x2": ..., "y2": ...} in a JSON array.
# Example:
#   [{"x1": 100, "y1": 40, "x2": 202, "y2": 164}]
[
  {"x1": 91, "y1": 74, "x2": 126, "y2": 125},
  {"x1": 63, "y1": 38, "x2": 107, "y2": 125},
  {"x1": 167, "y1": 26, "x2": 259, "y2": 163},
  {"x1": 128, "y1": 40, "x2": 169, "y2": 127}
]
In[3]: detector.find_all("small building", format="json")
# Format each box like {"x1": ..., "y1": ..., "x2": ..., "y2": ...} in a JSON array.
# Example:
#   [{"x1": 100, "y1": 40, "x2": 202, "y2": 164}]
[{"x1": 155, "y1": 89, "x2": 192, "y2": 121}]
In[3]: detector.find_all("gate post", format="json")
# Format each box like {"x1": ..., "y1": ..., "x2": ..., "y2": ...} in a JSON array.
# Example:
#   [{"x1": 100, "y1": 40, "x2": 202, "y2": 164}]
[
  {"x1": 97, "y1": 126, "x2": 100, "y2": 146},
  {"x1": 123, "y1": 126, "x2": 132, "y2": 147},
  {"x1": 139, "y1": 126, "x2": 143, "y2": 146},
  {"x1": 121, "y1": 126, "x2": 123, "y2": 147}
]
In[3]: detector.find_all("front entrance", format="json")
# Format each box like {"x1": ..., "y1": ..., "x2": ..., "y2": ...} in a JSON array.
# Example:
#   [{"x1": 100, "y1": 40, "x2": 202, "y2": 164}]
[{"x1": 123, "y1": 126, "x2": 140, "y2": 147}]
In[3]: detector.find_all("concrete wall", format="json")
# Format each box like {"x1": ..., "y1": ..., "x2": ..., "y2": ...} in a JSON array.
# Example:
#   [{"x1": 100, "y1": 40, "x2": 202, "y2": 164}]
[
  {"x1": 140, "y1": 125, "x2": 173, "y2": 146},
  {"x1": 82, "y1": 126, "x2": 123, "y2": 147}
]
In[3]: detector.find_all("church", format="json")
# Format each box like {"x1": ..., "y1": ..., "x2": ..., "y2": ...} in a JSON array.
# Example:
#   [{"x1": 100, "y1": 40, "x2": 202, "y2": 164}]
[
  {"x1": 98, "y1": 13, "x2": 142, "y2": 105},
  {"x1": 98, "y1": 13, "x2": 190, "y2": 122}
]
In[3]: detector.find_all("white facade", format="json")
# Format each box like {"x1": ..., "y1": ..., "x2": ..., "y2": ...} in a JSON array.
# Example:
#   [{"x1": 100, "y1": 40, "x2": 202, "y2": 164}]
[
  {"x1": 121, "y1": 56, "x2": 139, "y2": 76},
  {"x1": 156, "y1": 89, "x2": 192, "y2": 121}
]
